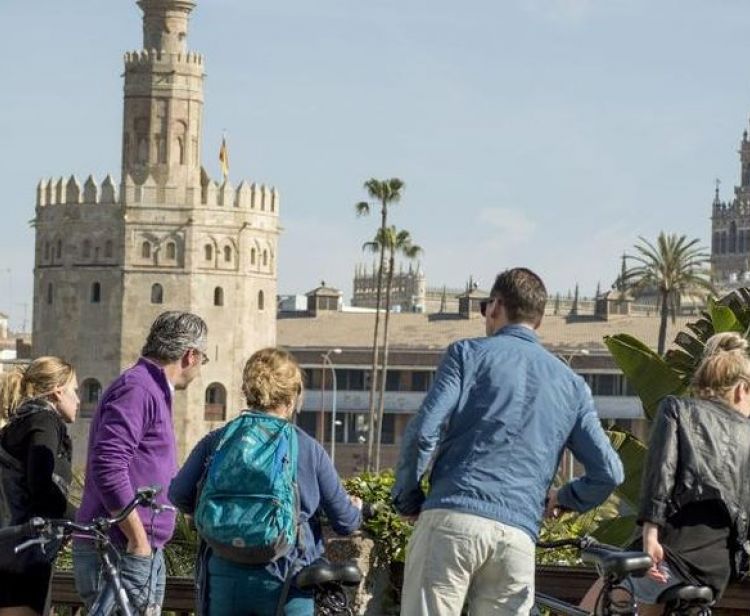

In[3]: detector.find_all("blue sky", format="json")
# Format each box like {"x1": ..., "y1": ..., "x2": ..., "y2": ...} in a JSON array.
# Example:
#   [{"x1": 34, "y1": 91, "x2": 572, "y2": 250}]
[{"x1": 1, "y1": 0, "x2": 749, "y2": 330}]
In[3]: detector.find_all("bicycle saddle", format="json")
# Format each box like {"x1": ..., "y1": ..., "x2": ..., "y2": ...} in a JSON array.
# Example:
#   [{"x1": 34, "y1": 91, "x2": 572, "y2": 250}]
[
  {"x1": 295, "y1": 560, "x2": 362, "y2": 589},
  {"x1": 581, "y1": 545, "x2": 652, "y2": 578},
  {"x1": 658, "y1": 584, "x2": 714, "y2": 605}
]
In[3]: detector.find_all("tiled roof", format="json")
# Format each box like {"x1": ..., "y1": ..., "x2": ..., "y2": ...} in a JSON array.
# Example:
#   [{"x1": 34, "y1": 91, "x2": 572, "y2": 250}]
[{"x1": 277, "y1": 311, "x2": 697, "y2": 352}]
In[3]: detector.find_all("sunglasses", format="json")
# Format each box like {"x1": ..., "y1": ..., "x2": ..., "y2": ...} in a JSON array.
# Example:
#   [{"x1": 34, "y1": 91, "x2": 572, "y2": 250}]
[
  {"x1": 193, "y1": 348, "x2": 210, "y2": 365},
  {"x1": 479, "y1": 297, "x2": 500, "y2": 317}
]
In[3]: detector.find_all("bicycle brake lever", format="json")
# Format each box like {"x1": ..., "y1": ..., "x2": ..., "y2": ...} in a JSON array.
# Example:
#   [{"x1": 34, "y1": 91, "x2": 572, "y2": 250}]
[{"x1": 15, "y1": 536, "x2": 48, "y2": 554}]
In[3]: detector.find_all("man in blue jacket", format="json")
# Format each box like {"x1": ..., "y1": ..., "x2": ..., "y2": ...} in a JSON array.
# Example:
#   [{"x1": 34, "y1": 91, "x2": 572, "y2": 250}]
[{"x1": 392, "y1": 267, "x2": 624, "y2": 615}]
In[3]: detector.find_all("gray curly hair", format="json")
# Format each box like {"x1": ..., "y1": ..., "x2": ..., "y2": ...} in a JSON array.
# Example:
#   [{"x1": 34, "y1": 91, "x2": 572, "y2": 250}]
[{"x1": 141, "y1": 311, "x2": 208, "y2": 362}]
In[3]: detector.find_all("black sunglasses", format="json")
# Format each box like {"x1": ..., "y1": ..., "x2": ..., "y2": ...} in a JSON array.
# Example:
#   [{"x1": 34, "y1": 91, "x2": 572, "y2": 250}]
[{"x1": 479, "y1": 297, "x2": 500, "y2": 317}]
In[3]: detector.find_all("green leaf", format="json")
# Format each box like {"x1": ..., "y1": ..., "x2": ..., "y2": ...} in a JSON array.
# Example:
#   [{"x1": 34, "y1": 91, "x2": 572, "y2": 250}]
[
  {"x1": 707, "y1": 296, "x2": 744, "y2": 333},
  {"x1": 591, "y1": 514, "x2": 637, "y2": 547},
  {"x1": 604, "y1": 334, "x2": 684, "y2": 419},
  {"x1": 608, "y1": 430, "x2": 647, "y2": 510}
]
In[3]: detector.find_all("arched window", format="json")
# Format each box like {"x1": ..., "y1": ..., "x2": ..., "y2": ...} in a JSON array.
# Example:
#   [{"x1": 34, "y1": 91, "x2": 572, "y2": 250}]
[
  {"x1": 214, "y1": 286, "x2": 224, "y2": 307},
  {"x1": 44, "y1": 241, "x2": 50, "y2": 261},
  {"x1": 712, "y1": 232, "x2": 719, "y2": 253},
  {"x1": 80, "y1": 378, "x2": 102, "y2": 418},
  {"x1": 142, "y1": 241, "x2": 151, "y2": 259},
  {"x1": 205, "y1": 383, "x2": 227, "y2": 421},
  {"x1": 205, "y1": 244, "x2": 213, "y2": 261},
  {"x1": 224, "y1": 246, "x2": 232, "y2": 262},
  {"x1": 91, "y1": 282, "x2": 101, "y2": 304},
  {"x1": 258, "y1": 290, "x2": 265, "y2": 311},
  {"x1": 46, "y1": 283, "x2": 53, "y2": 305},
  {"x1": 105, "y1": 240, "x2": 113, "y2": 258},
  {"x1": 166, "y1": 241, "x2": 176, "y2": 260},
  {"x1": 262, "y1": 250, "x2": 268, "y2": 267},
  {"x1": 730, "y1": 221, "x2": 737, "y2": 253},
  {"x1": 82, "y1": 239, "x2": 91, "y2": 259},
  {"x1": 250, "y1": 248, "x2": 256, "y2": 265},
  {"x1": 740, "y1": 230, "x2": 746, "y2": 254},
  {"x1": 56, "y1": 240, "x2": 62, "y2": 259},
  {"x1": 721, "y1": 232, "x2": 728, "y2": 254},
  {"x1": 151, "y1": 283, "x2": 164, "y2": 304}
]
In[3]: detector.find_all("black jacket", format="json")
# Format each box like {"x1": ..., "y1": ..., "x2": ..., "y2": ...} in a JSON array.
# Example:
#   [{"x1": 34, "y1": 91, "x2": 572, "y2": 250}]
[
  {"x1": 0, "y1": 400, "x2": 75, "y2": 522},
  {"x1": 639, "y1": 395, "x2": 750, "y2": 577}
]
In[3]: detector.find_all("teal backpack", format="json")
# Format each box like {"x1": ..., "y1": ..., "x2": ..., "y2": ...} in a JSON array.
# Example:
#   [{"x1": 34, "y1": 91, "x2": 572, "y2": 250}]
[{"x1": 194, "y1": 411, "x2": 300, "y2": 564}]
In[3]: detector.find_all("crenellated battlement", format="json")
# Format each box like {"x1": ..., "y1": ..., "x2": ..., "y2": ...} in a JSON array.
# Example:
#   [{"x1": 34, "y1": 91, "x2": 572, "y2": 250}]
[
  {"x1": 202, "y1": 179, "x2": 279, "y2": 213},
  {"x1": 124, "y1": 49, "x2": 204, "y2": 72},
  {"x1": 37, "y1": 174, "x2": 118, "y2": 208}
]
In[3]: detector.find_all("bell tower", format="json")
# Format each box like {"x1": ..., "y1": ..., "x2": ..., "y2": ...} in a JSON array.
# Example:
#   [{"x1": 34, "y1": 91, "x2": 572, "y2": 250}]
[{"x1": 122, "y1": 0, "x2": 204, "y2": 191}]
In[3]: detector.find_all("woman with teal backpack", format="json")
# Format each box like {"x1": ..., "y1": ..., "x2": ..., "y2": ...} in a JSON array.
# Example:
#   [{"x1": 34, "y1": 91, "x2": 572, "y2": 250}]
[{"x1": 169, "y1": 347, "x2": 363, "y2": 616}]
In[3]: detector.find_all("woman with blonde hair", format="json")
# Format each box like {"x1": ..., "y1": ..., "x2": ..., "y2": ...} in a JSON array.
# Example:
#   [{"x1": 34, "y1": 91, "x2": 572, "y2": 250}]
[
  {"x1": 0, "y1": 356, "x2": 79, "y2": 616},
  {"x1": 170, "y1": 347, "x2": 362, "y2": 616},
  {"x1": 581, "y1": 331, "x2": 750, "y2": 614}
]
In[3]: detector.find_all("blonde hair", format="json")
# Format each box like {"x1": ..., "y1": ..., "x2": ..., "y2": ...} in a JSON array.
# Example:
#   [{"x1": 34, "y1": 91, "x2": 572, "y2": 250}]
[
  {"x1": 692, "y1": 332, "x2": 750, "y2": 400},
  {"x1": 0, "y1": 356, "x2": 76, "y2": 419},
  {"x1": 242, "y1": 348, "x2": 303, "y2": 412}
]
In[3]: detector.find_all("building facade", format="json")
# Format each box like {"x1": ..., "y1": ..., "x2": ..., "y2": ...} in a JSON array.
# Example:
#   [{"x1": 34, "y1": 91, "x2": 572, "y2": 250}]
[{"x1": 32, "y1": 0, "x2": 279, "y2": 468}]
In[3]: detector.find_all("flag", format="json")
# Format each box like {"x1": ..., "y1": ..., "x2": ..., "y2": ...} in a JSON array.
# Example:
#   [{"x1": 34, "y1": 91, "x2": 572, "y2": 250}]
[{"x1": 219, "y1": 136, "x2": 229, "y2": 180}]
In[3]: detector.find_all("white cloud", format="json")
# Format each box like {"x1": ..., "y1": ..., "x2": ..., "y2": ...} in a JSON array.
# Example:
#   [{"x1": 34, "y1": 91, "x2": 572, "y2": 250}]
[{"x1": 476, "y1": 207, "x2": 536, "y2": 243}]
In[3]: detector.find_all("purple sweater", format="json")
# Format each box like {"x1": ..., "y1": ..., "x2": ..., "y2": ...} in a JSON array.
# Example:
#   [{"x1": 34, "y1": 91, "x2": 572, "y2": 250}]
[{"x1": 77, "y1": 358, "x2": 178, "y2": 548}]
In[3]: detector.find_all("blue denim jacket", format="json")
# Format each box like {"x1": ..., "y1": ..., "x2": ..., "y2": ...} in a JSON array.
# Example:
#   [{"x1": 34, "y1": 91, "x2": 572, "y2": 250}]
[{"x1": 392, "y1": 324, "x2": 624, "y2": 540}]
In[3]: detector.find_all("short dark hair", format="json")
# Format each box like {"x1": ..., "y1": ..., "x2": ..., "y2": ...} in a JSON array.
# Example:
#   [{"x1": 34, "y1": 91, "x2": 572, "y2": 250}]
[
  {"x1": 141, "y1": 311, "x2": 208, "y2": 362},
  {"x1": 490, "y1": 268, "x2": 547, "y2": 325}
]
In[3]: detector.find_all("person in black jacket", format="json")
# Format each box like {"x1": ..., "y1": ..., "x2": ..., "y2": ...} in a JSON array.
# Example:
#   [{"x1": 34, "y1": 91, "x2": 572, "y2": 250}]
[
  {"x1": 581, "y1": 332, "x2": 750, "y2": 614},
  {"x1": 0, "y1": 357, "x2": 79, "y2": 616}
]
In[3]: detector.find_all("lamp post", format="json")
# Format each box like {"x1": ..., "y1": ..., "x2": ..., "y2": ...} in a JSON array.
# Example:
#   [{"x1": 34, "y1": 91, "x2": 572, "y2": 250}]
[
  {"x1": 558, "y1": 348, "x2": 590, "y2": 481},
  {"x1": 321, "y1": 348, "x2": 342, "y2": 466}
]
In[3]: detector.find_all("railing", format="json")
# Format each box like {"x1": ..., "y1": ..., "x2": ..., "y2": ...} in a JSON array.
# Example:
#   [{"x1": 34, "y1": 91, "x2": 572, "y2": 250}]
[{"x1": 52, "y1": 568, "x2": 750, "y2": 614}]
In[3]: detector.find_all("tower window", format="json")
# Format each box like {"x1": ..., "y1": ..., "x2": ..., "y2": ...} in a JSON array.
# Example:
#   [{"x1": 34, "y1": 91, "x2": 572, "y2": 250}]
[
  {"x1": 142, "y1": 241, "x2": 151, "y2": 259},
  {"x1": 105, "y1": 240, "x2": 113, "y2": 258},
  {"x1": 151, "y1": 283, "x2": 164, "y2": 304},
  {"x1": 224, "y1": 246, "x2": 232, "y2": 262},
  {"x1": 262, "y1": 250, "x2": 268, "y2": 267},
  {"x1": 82, "y1": 240, "x2": 91, "y2": 259},
  {"x1": 204, "y1": 383, "x2": 227, "y2": 421},
  {"x1": 214, "y1": 286, "x2": 224, "y2": 307},
  {"x1": 250, "y1": 248, "x2": 256, "y2": 265},
  {"x1": 258, "y1": 290, "x2": 265, "y2": 311},
  {"x1": 166, "y1": 241, "x2": 176, "y2": 260},
  {"x1": 46, "y1": 283, "x2": 53, "y2": 305},
  {"x1": 91, "y1": 282, "x2": 101, "y2": 304},
  {"x1": 80, "y1": 378, "x2": 103, "y2": 418},
  {"x1": 44, "y1": 242, "x2": 50, "y2": 261},
  {"x1": 205, "y1": 244, "x2": 213, "y2": 261},
  {"x1": 56, "y1": 240, "x2": 62, "y2": 259}
]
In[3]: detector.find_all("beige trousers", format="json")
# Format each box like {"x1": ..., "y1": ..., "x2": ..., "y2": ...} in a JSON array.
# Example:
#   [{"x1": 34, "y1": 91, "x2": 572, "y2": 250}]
[{"x1": 400, "y1": 509, "x2": 535, "y2": 616}]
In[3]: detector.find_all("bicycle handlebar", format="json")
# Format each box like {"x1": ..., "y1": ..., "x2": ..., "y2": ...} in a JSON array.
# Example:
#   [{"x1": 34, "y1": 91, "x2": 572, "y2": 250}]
[{"x1": 12, "y1": 485, "x2": 167, "y2": 555}]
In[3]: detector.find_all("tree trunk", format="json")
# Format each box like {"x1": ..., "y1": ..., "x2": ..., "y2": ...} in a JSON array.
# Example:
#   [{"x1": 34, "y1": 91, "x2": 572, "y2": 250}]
[
  {"x1": 364, "y1": 201, "x2": 388, "y2": 471},
  {"x1": 658, "y1": 289, "x2": 669, "y2": 355},
  {"x1": 374, "y1": 250, "x2": 395, "y2": 473}
]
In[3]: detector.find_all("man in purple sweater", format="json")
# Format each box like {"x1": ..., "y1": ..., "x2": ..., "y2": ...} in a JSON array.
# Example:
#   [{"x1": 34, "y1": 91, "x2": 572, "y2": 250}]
[{"x1": 73, "y1": 311, "x2": 208, "y2": 614}]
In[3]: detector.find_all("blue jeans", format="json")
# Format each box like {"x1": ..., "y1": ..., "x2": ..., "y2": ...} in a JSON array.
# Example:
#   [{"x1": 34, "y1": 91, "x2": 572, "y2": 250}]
[
  {"x1": 72, "y1": 542, "x2": 166, "y2": 615},
  {"x1": 208, "y1": 554, "x2": 314, "y2": 616}
]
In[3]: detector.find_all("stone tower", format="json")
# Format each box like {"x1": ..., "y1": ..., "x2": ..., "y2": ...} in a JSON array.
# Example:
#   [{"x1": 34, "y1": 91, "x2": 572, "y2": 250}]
[
  {"x1": 351, "y1": 262, "x2": 427, "y2": 312},
  {"x1": 711, "y1": 124, "x2": 750, "y2": 285},
  {"x1": 32, "y1": 0, "x2": 280, "y2": 468}
]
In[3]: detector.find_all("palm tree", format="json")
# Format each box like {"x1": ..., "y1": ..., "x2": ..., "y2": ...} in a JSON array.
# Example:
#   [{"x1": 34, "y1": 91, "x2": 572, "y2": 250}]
[
  {"x1": 355, "y1": 178, "x2": 405, "y2": 470},
  {"x1": 624, "y1": 232, "x2": 714, "y2": 355},
  {"x1": 363, "y1": 227, "x2": 422, "y2": 472}
]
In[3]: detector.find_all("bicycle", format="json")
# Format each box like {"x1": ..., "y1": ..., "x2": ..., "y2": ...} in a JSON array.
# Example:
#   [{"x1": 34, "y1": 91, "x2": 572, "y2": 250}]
[
  {"x1": 534, "y1": 537, "x2": 715, "y2": 615},
  {"x1": 0, "y1": 485, "x2": 173, "y2": 616}
]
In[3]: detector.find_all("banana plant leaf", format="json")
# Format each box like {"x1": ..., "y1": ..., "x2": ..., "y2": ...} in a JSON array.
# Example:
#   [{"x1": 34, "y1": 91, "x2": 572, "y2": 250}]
[
  {"x1": 592, "y1": 514, "x2": 638, "y2": 546},
  {"x1": 604, "y1": 334, "x2": 684, "y2": 419},
  {"x1": 706, "y1": 296, "x2": 744, "y2": 334},
  {"x1": 607, "y1": 429, "x2": 647, "y2": 510}
]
